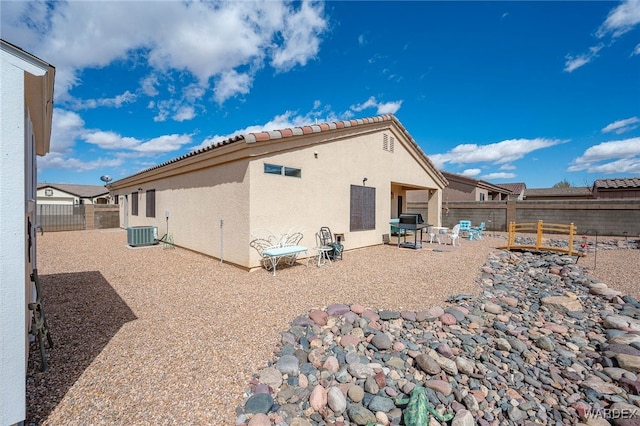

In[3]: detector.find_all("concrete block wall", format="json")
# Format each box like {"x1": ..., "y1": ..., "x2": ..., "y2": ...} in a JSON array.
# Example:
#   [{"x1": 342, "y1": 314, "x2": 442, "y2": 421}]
[
  {"x1": 93, "y1": 205, "x2": 120, "y2": 229},
  {"x1": 514, "y1": 200, "x2": 640, "y2": 237},
  {"x1": 408, "y1": 199, "x2": 640, "y2": 237}
]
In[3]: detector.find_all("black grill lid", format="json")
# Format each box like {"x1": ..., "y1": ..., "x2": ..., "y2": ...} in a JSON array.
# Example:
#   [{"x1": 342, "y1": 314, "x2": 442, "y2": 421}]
[{"x1": 399, "y1": 213, "x2": 424, "y2": 224}]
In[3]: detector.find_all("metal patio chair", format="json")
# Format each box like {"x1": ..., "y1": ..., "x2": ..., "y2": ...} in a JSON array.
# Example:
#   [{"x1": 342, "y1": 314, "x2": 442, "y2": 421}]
[
  {"x1": 319, "y1": 226, "x2": 343, "y2": 261},
  {"x1": 469, "y1": 222, "x2": 485, "y2": 240}
]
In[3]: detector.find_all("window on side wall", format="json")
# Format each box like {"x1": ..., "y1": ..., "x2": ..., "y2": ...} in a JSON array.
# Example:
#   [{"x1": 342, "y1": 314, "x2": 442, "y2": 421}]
[
  {"x1": 132, "y1": 191, "x2": 139, "y2": 216},
  {"x1": 479, "y1": 193, "x2": 485, "y2": 201},
  {"x1": 264, "y1": 163, "x2": 301, "y2": 178},
  {"x1": 146, "y1": 189, "x2": 156, "y2": 217},
  {"x1": 350, "y1": 185, "x2": 376, "y2": 231}
]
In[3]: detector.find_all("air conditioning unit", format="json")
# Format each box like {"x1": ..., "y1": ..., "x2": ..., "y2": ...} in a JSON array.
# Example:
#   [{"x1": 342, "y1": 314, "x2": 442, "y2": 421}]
[{"x1": 127, "y1": 226, "x2": 158, "y2": 247}]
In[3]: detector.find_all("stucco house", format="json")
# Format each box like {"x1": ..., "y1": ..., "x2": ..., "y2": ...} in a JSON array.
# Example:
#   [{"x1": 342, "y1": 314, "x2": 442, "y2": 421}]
[
  {"x1": 408, "y1": 171, "x2": 510, "y2": 203},
  {"x1": 498, "y1": 182, "x2": 527, "y2": 200},
  {"x1": 37, "y1": 183, "x2": 111, "y2": 205},
  {"x1": 1, "y1": 39, "x2": 55, "y2": 426},
  {"x1": 107, "y1": 114, "x2": 447, "y2": 270}
]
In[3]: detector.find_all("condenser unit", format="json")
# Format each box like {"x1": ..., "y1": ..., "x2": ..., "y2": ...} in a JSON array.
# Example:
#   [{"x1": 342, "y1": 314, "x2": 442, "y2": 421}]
[{"x1": 127, "y1": 226, "x2": 158, "y2": 247}]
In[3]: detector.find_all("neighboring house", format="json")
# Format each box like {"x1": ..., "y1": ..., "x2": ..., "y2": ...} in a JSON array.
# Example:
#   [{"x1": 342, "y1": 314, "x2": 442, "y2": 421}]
[
  {"x1": 523, "y1": 187, "x2": 593, "y2": 200},
  {"x1": 436, "y1": 171, "x2": 511, "y2": 202},
  {"x1": 498, "y1": 182, "x2": 527, "y2": 200},
  {"x1": 1, "y1": 39, "x2": 55, "y2": 426},
  {"x1": 592, "y1": 177, "x2": 640, "y2": 199},
  {"x1": 107, "y1": 114, "x2": 448, "y2": 270},
  {"x1": 37, "y1": 183, "x2": 111, "y2": 205}
]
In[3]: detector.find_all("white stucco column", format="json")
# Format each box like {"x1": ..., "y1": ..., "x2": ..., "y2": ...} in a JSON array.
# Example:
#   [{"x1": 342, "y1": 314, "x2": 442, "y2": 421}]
[{"x1": 0, "y1": 53, "x2": 28, "y2": 425}]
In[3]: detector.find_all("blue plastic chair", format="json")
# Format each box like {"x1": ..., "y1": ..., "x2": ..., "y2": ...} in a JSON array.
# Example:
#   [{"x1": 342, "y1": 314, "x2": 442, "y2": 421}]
[
  {"x1": 469, "y1": 222, "x2": 485, "y2": 240},
  {"x1": 459, "y1": 220, "x2": 472, "y2": 239}
]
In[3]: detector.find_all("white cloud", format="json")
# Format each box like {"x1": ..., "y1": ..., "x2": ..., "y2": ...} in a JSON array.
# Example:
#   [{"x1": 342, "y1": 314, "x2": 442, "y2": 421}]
[
  {"x1": 41, "y1": 106, "x2": 194, "y2": 172},
  {"x1": 431, "y1": 138, "x2": 565, "y2": 168},
  {"x1": 71, "y1": 91, "x2": 137, "y2": 110},
  {"x1": 214, "y1": 69, "x2": 253, "y2": 104},
  {"x1": 568, "y1": 137, "x2": 640, "y2": 173},
  {"x1": 564, "y1": 44, "x2": 603, "y2": 73},
  {"x1": 461, "y1": 169, "x2": 481, "y2": 177},
  {"x1": 635, "y1": 44, "x2": 640, "y2": 55},
  {"x1": 141, "y1": 75, "x2": 160, "y2": 97},
  {"x1": 270, "y1": 1, "x2": 327, "y2": 71},
  {"x1": 50, "y1": 109, "x2": 85, "y2": 153},
  {"x1": 358, "y1": 34, "x2": 366, "y2": 45},
  {"x1": 499, "y1": 164, "x2": 516, "y2": 170},
  {"x1": 578, "y1": 157, "x2": 640, "y2": 174},
  {"x1": 1, "y1": 0, "x2": 328, "y2": 103},
  {"x1": 480, "y1": 172, "x2": 517, "y2": 180},
  {"x1": 596, "y1": 0, "x2": 640, "y2": 39},
  {"x1": 38, "y1": 153, "x2": 123, "y2": 172},
  {"x1": 602, "y1": 117, "x2": 640, "y2": 134},
  {"x1": 135, "y1": 134, "x2": 193, "y2": 153},
  {"x1": 173, "y1": 106, "x2": 196, "y2": 122},
  {"x1": 564, "y1": 0, "x2": 640, "y2": 72},
  {"x1": 350, "y1": 96, "x2": 403, "y2": 115},
  {"x1": 83, "y1": 130, "x2": 192, "y2": 153},
  {"x1": 376, "y1": 101, "x2": 403, "y2": 114}
]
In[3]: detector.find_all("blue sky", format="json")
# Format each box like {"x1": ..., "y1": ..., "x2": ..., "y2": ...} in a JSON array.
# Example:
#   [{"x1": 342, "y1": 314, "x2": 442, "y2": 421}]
[{"x1": 2, "y1": 0, "x2": 639, "y2": 188}]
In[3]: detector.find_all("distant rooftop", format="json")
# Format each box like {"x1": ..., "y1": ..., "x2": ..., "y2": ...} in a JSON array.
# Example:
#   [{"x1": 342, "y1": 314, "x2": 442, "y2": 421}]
[
  {"x1": 593, "y1": 177, "x2": 640, "y2": 189},
  {"x1": 38, "y1": 183, "x2": 108, "y2": 198},
  {"x1": 524, "y1": 186, "x2": 592, "y2": 198},
  {"x1": 498, "y1": 182, "x2": 526, "y2": 194}
]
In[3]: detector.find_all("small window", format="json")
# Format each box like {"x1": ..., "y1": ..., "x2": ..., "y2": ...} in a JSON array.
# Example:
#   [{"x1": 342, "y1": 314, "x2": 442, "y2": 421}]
[
  {"x1": 132, "y1": 191, "x2": 139, "y2": 216},
  {"x1": 284, "y1": 167, "x2": 301, "y2": 178},
  {"x1": 264, "y1": 164, "x2": 282, "y2": 175},
  {"x1": 146, "y1": 189, "x2": 156, "y2": 217},
  {"x1": 45, "y1": 189, "x2": 53, "y2": 196},
  {"x1": 264, "y1": 163, "x2": 301, "y2": 178},
  {"x1": 479, "y1": 193, "x2": 485, "y2": 201}
]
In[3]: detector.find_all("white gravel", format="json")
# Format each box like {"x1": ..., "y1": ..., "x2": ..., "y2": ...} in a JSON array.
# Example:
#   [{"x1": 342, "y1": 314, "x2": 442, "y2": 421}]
[{"x1": 26, "y1": 229, "x2": 639, "y2": 425}]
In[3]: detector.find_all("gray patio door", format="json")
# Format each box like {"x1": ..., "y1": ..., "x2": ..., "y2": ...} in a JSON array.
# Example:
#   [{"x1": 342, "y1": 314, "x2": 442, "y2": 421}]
[{"x1": 123, "y1": 195, "x2": 129, "y2": 228}]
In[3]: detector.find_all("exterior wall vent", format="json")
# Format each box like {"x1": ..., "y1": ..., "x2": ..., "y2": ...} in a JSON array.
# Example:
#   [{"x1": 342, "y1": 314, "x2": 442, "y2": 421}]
[
  {"x1": 383, "y1": 134, "x2": 394, "y2": 153},
  {"x1": 127, "y1": 226, "x2": 158, "y2": 247}
]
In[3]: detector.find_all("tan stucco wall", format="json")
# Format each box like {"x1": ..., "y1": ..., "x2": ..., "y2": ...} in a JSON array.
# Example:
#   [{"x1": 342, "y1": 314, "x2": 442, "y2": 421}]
[
  {"x1": 110, "y1": 121, "x2": 444, "y2": 270},
  {"x1": 248, "y1": 125, "x2": 442, "y2": 267},
  {"x1": 115, "y1": 157, "x2": 251, "y2": 267}
]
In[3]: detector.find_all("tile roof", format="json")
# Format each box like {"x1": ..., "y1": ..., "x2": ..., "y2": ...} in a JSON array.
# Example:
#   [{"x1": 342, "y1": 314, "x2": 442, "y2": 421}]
[
  {"x1": 38, "y1": 183, "x2": 109, "y2": 198},
  {"x1": 441, "y1": 171, "x2": 511, "y2": 193},
  {"x1": 498, "y1": 182, "x2": 526, "y2": 194},
  {"x1": 524, "y1": 187, "x2": 592, "y2": 197},
  {"x1": 593, "y1": 177, "x2": 640, "y2": 189},
  {"x1": 111, "y1": 114, "x2": 447, "y2": 186}
]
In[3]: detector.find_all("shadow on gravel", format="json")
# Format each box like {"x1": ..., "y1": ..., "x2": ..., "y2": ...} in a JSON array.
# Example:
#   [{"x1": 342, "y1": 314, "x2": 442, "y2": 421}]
[{"x1": 26, "y1": 271, "x2": 137, "y2": 425}]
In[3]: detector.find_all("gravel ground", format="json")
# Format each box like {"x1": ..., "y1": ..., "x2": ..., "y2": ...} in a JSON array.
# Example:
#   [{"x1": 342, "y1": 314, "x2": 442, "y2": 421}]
[{"x1": 26, "y1": 229, "x2": 639, "y2": 425}]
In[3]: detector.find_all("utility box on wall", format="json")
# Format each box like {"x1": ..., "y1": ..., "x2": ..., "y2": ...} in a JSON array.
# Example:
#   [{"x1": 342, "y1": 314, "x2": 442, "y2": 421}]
[{"x1": 127, "y1": 226, "x2": 158, "y2": 247}]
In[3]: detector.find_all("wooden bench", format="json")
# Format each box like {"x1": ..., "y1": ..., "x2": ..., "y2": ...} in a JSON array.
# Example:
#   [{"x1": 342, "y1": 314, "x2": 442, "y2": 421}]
[{"x1": 262, "y1": 245, "x2": 308, "y2": 276}]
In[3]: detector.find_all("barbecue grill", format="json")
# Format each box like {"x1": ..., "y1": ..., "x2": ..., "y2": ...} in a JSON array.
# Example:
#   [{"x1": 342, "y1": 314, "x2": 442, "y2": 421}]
[{"x1": 395, "y1": 214, "x2": 431, "y2": 249}]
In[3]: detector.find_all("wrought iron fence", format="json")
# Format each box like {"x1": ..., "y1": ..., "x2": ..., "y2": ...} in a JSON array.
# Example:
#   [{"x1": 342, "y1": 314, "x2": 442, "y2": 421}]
[{"x1": 37, "y1": 204, "x2": 86, "y2": 232}]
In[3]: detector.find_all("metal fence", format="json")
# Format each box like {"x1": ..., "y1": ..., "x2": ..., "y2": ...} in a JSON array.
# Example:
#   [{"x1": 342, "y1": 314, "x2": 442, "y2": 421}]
[{"x1": 37, "y1": 204, "x2": 86, "y2": 232}]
